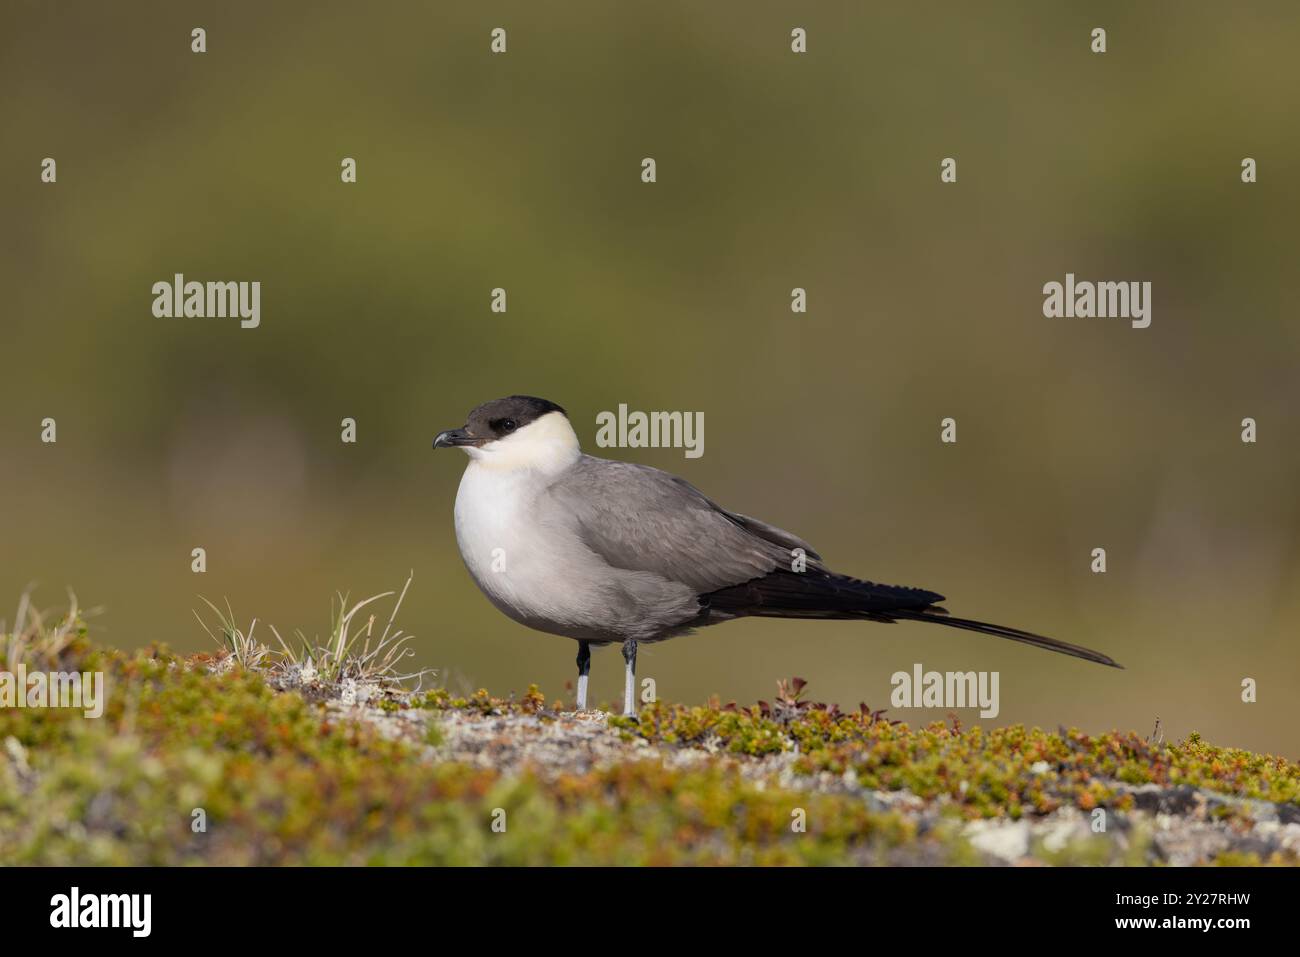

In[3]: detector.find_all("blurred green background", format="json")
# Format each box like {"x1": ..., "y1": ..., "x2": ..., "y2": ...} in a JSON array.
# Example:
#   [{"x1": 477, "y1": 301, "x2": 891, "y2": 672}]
[{"x1": 3, "y1": 1, "x2": 1298, "y2": 755}]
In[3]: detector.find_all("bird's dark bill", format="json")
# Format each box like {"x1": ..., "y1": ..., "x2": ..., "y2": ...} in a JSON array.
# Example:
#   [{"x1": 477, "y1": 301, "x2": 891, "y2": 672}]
[{"x1": 432, "y1": 428, "x2": 483, "y2": 449}]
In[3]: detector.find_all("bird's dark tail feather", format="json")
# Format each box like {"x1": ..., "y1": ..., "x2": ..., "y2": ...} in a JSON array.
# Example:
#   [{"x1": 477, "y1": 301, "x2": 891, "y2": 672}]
[
  {"x1": 701, "y1": 570, "x2": 1122, "y2": 668},
  {"x1": 888, "y1": 609, "x2": 1122, "y2": 669}
]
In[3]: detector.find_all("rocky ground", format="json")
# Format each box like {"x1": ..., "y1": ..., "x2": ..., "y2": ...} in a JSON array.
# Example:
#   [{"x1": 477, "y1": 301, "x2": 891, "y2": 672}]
[
  {"x1": 3, "y1": 608, "x2": 1297, "y2": 865},
  {"x1": 337, "y1": 691, "x2": 1300, "y2": 866}
]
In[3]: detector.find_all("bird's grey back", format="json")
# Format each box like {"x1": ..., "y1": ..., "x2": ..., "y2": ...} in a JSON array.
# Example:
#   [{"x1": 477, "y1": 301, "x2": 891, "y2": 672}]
[{"x1": 540, "y1": 455, "x2": 821, "y2": 594}]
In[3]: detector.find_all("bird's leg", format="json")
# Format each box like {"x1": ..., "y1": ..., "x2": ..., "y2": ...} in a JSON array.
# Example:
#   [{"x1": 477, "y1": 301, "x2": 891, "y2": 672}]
[
  {"x1": 621, "y1": 639, "x2": 638, "y2": 717},
  {"x1": 575, "y1": 640, "x2": 591, "y2": 711}
]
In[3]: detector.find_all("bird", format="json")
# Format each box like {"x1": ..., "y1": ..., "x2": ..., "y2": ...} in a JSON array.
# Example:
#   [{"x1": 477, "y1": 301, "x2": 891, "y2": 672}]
[{"x1": 433, "y1": 395, "x2": 1120, "y2": 716}]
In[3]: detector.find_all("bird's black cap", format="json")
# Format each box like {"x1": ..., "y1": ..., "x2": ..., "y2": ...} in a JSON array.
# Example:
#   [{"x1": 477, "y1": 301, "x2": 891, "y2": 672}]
[{"x1": 466, "y1": 395, "x2": 567, "y2": 439}]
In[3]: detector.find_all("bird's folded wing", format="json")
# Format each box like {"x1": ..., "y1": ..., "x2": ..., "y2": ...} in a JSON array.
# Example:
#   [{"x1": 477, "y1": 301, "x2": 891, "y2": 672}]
[
  {"x1": 542, "y1": 457, "x2": 820, "y2": 593},
  {"x1": 720, "y1": 509, "x2": 823, "y2": 562}
]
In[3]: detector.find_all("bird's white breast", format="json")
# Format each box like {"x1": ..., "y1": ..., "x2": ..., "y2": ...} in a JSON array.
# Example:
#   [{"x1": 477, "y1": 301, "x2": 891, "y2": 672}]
[
  {"x1": 451, "y1": 411, "x2": 583, "y2": 599},
  {"x1": 455, "y1": 465, "x2": 527, "y2": 589},
  {"x1": 452, "y1": 461, "x2": 572, "y2": 632}
]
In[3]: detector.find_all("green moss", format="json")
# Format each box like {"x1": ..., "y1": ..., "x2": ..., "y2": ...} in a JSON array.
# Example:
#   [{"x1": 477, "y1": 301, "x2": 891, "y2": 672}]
[
  {"x1": 0, "y1": 643, "x2": 952, "y2": 864},
  {"x1": 3, "y1": 634, "x2": 1295, "y2": 866},
  {"x1": 423, "y1": 720, "x2": 445, "y2": 748},
  {"x1": 1211, "y1": 851, "x2": 1262, "y2": 866},
  {"x1": 612, "y1": 701, "x2": 1299, "y2": 819}
]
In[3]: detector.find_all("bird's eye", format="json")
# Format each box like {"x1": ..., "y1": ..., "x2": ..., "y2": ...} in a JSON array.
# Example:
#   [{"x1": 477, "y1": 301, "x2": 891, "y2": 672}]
[{"x1": 498, "y1": 418, "x2": 517, "y2": 433}]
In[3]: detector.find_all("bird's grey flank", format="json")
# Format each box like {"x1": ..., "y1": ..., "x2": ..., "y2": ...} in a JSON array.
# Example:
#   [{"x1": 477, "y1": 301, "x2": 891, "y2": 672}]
[{"x1": 433, "y1": 395, "x2": 1121, "y2": 716}]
